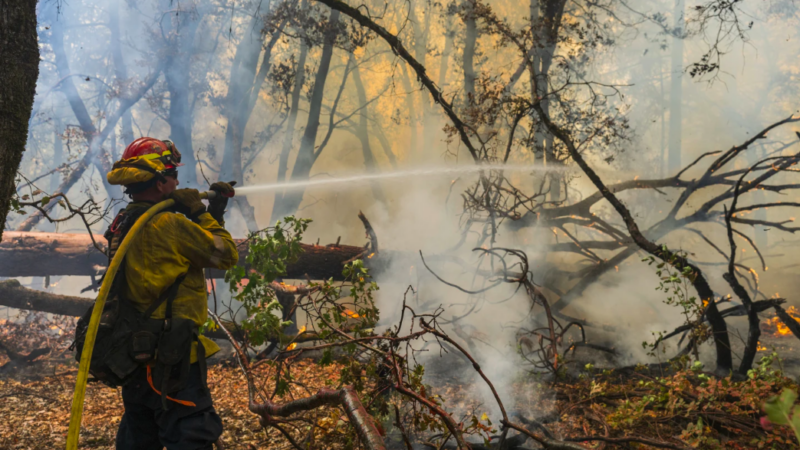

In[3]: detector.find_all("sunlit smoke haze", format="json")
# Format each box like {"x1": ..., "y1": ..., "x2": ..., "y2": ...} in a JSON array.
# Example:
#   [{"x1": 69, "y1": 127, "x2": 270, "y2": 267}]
[{"x1": 8, "y1": 0, "x2": 800, "y2": 433}]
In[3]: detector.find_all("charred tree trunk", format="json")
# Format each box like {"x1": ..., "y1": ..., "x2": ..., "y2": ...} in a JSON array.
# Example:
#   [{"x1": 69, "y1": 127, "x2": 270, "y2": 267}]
[
  {"x1": 0, "y1": 0, "x2": 38, "y2": 240},
  {"x1": 0, "y1": 231, "x2": 368, "y2": 280},
  {"x1": 272, "y1": 10, "x2": 341, "y2": 218}
]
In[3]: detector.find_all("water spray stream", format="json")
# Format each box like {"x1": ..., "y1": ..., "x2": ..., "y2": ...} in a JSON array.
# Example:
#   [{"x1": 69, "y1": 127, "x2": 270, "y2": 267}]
[{"x1": 235, "y1": 164, "x2": 580, "y2": 196}]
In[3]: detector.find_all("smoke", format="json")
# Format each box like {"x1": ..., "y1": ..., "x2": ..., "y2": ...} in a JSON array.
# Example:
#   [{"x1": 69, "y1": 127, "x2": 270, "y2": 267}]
[{"x1": 11, "y1": 0, "x2": 800, "y2": 430}]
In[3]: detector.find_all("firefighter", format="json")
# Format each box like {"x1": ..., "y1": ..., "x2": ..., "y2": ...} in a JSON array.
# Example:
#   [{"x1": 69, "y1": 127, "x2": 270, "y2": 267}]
[{"x1": 105, "y1": 137, "x2": 238, "y2": 450}]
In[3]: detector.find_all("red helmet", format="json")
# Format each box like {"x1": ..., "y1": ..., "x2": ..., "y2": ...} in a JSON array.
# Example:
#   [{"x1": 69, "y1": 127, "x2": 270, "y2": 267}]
[{"x1": 121, "y1": 137, "x2": 183, "y2": 169}]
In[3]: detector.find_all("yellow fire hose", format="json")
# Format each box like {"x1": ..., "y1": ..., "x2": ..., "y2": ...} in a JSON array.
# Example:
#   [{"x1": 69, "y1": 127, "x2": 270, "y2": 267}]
[{"x1": 66, "y1": 191, "x2": 218, "y2": 449}]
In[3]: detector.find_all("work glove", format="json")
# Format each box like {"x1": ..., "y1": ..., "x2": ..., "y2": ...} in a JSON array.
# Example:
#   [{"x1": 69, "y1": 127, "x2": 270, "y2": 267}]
[
  {"x1": 170, "y1": 188, "x2": 206, "y2": 222},
  {"x1": 207, "y1": 181, "x2": 236, "y2": 226}
]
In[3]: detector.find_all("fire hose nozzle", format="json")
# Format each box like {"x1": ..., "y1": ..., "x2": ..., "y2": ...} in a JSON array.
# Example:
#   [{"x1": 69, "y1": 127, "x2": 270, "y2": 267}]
[
  {"x1": 202, "y1": 190, "x2": 235, "y2": 200},
  {"x1": 202, "y1": 181, "x2": 237, "y2": 200}
]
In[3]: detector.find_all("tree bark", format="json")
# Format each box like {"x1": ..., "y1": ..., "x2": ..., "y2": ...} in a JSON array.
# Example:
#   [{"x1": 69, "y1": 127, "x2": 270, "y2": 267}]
[
  {"x1": 0, "y1": 0, "x2": 39, "y2": 241},
  {"x1": 0, "y1": 231, "x2": 367, "y2": 280},
  {"x1": 0, "y1": 279, "x2": 90, "y2": 317},
  {"x1": 250, "y1": 386, "x2": 387, "y2": 450}
]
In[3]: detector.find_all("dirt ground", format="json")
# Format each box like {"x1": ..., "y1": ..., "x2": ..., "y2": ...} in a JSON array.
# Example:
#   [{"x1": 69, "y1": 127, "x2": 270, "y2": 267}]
[{"x1": 0, "y1": 361, "x2": 348, "y2": 450}]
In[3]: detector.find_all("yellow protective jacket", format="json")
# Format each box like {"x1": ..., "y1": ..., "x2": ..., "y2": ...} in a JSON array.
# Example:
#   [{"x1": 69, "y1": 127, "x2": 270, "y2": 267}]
[{"x1": 121, "y1": 202, "x2": 239, "y2": 362}]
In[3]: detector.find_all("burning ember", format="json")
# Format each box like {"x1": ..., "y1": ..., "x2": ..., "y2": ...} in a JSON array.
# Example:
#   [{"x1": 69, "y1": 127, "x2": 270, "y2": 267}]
[
  {"x1": 341, "y1": 309, "x2": 360, "y2": 319},
  {"x1": 760, "y1": 306, "x2": 800, "y2": 337}
]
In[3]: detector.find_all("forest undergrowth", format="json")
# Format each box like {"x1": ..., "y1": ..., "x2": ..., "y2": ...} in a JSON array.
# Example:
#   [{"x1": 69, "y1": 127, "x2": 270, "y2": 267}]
[{"x1": 2, "y1": 309, "x2": 800, "y2": 449}]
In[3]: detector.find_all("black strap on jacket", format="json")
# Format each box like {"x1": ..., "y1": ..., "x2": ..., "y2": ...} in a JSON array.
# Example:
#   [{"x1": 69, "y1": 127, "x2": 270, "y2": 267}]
[{"x1": 141, "y1": 273, "x2": 187, "y2": 324}]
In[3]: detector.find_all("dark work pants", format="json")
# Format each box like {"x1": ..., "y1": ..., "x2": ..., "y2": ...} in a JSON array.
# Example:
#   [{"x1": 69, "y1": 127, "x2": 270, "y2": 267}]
[{"x1": 116, "y1": 364, "x2": 222, "y2": 450}]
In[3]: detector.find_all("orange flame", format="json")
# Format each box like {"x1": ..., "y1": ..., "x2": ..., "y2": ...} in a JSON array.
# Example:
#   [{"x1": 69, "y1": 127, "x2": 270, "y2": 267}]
[
  {"x1": 761, "y1": 306, "x2": 800, "y2": 337},
  {"x1": 341, "y1": 309, "x2": 360, "y2": 319}
]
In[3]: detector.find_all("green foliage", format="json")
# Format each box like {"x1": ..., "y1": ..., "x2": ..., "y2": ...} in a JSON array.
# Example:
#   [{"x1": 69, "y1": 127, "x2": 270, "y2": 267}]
[
  {"x1": 681, "y1": 417, "x2": 723, "y2": 449},
  {"x1": 642, "y1": 248, "x2": 709, "y2": 359},
  {"x1": 224, "y1": 216, "x2": 311, "y2": 346},
  {"x1": 749, "y1": 350, "x2": 785, "y2": 382},
  {"x1": 199, "y1": 317, "x2": 218, "y2": 334},
  {"x1": 763, "y1": 389, "x2": 800, "y2": 444},
  {"x1": 596, "y1": 356, "x2": 798, "y2": 447},
  {"x1": 308, "y1": 259, "x2": 380, "y2": 350}
]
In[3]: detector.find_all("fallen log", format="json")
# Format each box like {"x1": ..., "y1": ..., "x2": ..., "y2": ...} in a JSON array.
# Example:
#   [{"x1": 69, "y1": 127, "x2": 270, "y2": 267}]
[
  {"x1": 0, "y1": 279, "x2": 91, "y2": 317},
  {"x1": 0, "y1": 279, "x2": 335, "y2": 344},
  {"x1": 0, "y1": 231, "x2": 367, "y2": 280}
]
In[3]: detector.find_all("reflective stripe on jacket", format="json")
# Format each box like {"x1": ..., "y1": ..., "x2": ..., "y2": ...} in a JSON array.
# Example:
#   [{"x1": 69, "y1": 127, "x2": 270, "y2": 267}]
[{"x1": 122, "y1": 202, "x2": 239, "y2": 362}]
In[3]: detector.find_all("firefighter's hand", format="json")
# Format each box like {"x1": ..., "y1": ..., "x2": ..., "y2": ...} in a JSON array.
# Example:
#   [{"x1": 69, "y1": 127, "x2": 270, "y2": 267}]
[
  {"x1": 208, "y1": 181, "x2": 235, "y2": 225},
  {"x1": 170, "y1": 188, "x2": 206, "y2": 220},
  {"x1": 210, "y1": 181, "x2": 236, "y2": 198}
]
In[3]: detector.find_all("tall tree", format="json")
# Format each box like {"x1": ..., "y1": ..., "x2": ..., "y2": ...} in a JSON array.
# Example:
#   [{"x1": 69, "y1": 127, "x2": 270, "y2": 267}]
[
  {"x1": 0, "y1": 0, "x2": 39, "y2": 239},
  {"x1": 161, "y1": 0, "x2": 204, "y2": 187},
  {"x1": 272, "y1": 20, "x2": 310, "y2": 224},
  {"x1": 271, "y1": 9, "x2": 341, "y2": 219},
  {"x1": 350, "y1": 53, "x2": 386, "y2": 203},
  {"x1": 17, "y1": 4, "x2": 163, "y2": 231},
  {"x1": 220, "y1": 1, "x2": 288, "y2": 230}
]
